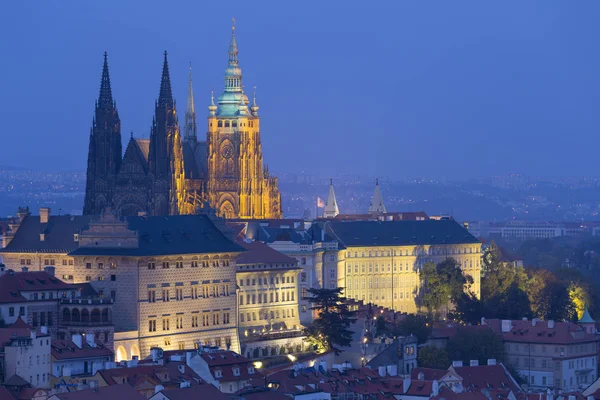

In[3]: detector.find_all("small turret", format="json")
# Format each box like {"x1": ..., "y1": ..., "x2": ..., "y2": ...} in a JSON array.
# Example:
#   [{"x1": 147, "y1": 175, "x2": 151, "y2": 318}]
[
  {"x1": 368, "y1": 178, "x2": 387, "y2": 215},
  {"x1": 250, "y1": 88, "x2": 259, "y2": 116},
  {"x1": 208, "y1": 91, "x2": 217, "y2": 116},
  {"x1": 324, "y1": 179, "x2": 340, "y2": 218}
]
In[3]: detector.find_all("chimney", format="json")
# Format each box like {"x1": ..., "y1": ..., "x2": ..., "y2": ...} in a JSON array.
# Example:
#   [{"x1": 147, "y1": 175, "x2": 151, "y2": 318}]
[
  {"x1": 44, "y1": 266, "x2": 55, "y2": 276},
  {"x1": 403, "y1": 377, "x2": 411, "y2": 393},
  {"x1": 178, "y1": 364, "x2": 185, "y2": 374},
  {"x1": 21, "y1": 267, "x2": 28, "y2": 272},
  {"x1": 548, "y1": 320, "x2": 555, "y2": 329},
  {"x1": 41, "y1": 326, "x2": 48, "y2": 334},
  {"x1": 72, "y1": 334, "x2": 83, "y2": 349},
  {"x1": 30, "y1": 330, "x2": 36, "y2": 340},
  {"x1": 470, "y1": 360, "x2": 479, "y2": 367},
  {"x1": 487, "y1": 359, "x2": 496, "y2": 366},
  {"x1": 40, "y1": 208, "x2": 50, "y2": 224},
  {"x1": 86, "y1": 333, "x2": 96, "y2": 348},
  {"x1": 378, "y1": 366, "x2": 386, "y2": 377},
  {"x1": 418, "y1": 372, "x2": 425, "y2": 380},
  {"x1": 452, "y1": 360, "x2": 463, "y2": 367},
  {"x1": 532, "y1": 318, "x2": 537, "y2": 327},
  {"x1": 433, "y1": 380, "x2": 439, "y2": 396},
  {"x1": 127, "y1": 358, "x2": 138, "y2": 368},
  {"x1": 501, "y1": 320, "x2": 512, "y2": 333},
  {"x1": 386, "y1": 365, "x2": 398, "y2": 377},
  {"x1": 481, "y1": 317, "x2": 486, "y2": 325}
]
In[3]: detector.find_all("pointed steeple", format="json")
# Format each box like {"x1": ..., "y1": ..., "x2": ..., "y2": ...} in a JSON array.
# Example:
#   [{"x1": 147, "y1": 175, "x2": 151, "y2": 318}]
[
  {"x1": 98, "y1": 51, "x2": 113, "y2": 109},
  {"x1": 208, "y1": 90, "x2": 217, "y2": 116},
  {"x1": 158, "y1": 50, "x2": 174, "y2": 108},
  {"x1": 368, "y1": 178, "x2": 387, "y2": 215},
  {"x1": 184, "y1": 63, "x2": 197, "y2": 143},
  {"x1": 229, "y1": 18, "x2": 239, "y2": 66},
  {"x1": 324, "y1": 179, "x2": 340, "y2": 218},
  {"x1": 250, "y1": 87, "x2": 259, "y2": 116}
]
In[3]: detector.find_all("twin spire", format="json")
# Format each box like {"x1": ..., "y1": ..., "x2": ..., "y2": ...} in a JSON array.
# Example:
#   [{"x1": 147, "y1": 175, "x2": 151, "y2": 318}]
[{"x1": 323, "y1": 179, "x2": 387, "y2": 218}]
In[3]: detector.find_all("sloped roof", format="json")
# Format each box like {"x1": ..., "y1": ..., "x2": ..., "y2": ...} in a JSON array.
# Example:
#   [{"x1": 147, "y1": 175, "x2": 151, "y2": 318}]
[
  {"x1": 51, "y1": 383, "x2": 145, "y2": 400},
  {"x1": 153, "y1": 384, "x2": 227, "y2": 400},
  {"x1": 326, "y1": 219, "x2": 480, "y2": 247},
  {"x1": 135, "y1": 139, "x2": 150, "y2": 162},
  {"x1": 69, "y1": 215, "x2": 244, "y2": 256},
  {"x1": 236, "y1": 240, "x2": 298, "y2": 266},
  {"x1": 452, "y1": 364, "x2": 520, "y2": 393},
  {"x1": 182, "y1": 142, "x2": 200, "y2": 179},
  {"x1": 0, "y1": 215, "x2": 92, "y2": 253},
  {"x1": 51, "y1": 339, "x2": 113, "y2": 360},
  {"x1": 119, "y1": 138, "x2": 149, "y2": 174},
  {"x1": 0, "y1": 272, "x2": 77, "y2": 303},
  {"x1": 485, "y1": 318, "x2": 599, "y2": 345}
]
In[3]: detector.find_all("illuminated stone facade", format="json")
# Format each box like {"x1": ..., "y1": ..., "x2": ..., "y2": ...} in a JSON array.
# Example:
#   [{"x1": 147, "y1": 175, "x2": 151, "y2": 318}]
[
  {"x1": 319, "y1": 220, "x2": 482, "y2": 314},
  {"x1": 83, "y1": 24, "x2": 281, "y2": 219}
]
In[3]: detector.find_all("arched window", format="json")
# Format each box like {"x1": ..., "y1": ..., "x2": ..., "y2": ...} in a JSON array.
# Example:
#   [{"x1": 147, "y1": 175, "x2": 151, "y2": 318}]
[
  {"x1": 62, "y1": 308, "x2": 71, "y2": 323},
  {"x1": 71, "y1": 308, "x2": 80, "y2": 322},
  {"x1": 81, "y1": 309, "x2": 90, "y2": 322},
  {"x1": 91, "y1": 309, "x2": 101, "y2": 323},
  {"x1": 102, "y1": 309, "x2": 110, "y2": 322}
]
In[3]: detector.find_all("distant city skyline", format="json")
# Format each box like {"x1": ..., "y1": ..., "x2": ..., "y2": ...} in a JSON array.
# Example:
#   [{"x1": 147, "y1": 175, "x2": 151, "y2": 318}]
[{"x1": 2, "y1": 2, "x2": 600, "y2": 179}]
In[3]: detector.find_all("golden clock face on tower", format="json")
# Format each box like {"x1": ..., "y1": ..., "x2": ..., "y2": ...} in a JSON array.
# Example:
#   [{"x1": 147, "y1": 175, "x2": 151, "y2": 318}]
[{"x1": 222, "y1": 144, "x2": 234, "y2": 159}]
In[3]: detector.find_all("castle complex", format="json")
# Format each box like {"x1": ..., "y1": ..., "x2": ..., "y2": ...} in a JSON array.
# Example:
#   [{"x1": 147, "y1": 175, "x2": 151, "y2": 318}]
[{"x1": 83, "y1": 24, "x2": 281, "y2": 219}]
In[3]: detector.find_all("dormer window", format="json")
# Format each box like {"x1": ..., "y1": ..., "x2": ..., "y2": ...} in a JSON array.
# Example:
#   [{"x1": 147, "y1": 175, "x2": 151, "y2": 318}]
[
  {"x1": 248, "y1": 367, "x2": 254, "y2": 374},
  {"x1": 233, "y1": 368, "x2": 240, "y2": 376},
  {"x1": 74, "y1": 234, "x2": 79, "y2": 242},
  {"x1": 40, "y1": 233, "x2": 46, "y2": 241},
  {"x1": 215, "y1": 370, "x2": 222, "y2": 378}
]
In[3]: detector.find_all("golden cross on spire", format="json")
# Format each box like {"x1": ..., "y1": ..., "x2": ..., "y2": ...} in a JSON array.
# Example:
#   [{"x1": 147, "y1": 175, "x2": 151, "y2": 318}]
[{"x1": 232, "y1": 17, "x2": 236, "y2": 32}]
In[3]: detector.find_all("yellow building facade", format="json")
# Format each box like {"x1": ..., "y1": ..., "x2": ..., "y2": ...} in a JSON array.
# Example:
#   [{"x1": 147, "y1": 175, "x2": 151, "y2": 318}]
[{"x1": 318, "y1": 220, "x2": 482, "y2": 314}]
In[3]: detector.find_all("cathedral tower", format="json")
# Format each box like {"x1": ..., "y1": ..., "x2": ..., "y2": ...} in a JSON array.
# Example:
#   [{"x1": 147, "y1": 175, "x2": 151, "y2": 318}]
[
  {"x1": 206, "y1": 22, "x2": 282, "y2": 219},
  {"x1": 148, "y1": 52, "x2": 186, "y2": 216},
  {"x1": 83, "y1": 52, "x2": 122, "y2": 215}
]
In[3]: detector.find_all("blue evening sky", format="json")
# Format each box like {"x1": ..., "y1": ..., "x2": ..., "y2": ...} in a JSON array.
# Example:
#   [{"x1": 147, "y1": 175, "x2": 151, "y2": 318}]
[{"x1": 1, "y1": 1, "x2": 599, "y2": 179}]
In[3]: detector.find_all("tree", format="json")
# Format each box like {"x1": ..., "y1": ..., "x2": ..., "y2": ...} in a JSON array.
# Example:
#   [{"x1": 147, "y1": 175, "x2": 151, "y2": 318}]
[
  {"x1": 447, "y1": 327, "x2": 505, "y2": 366},
  {"x1": 418, "y1": 345, "x2": 450, "y2": 369},
  {"x1": 420, "y1": 258, "x2": 472, "y2": 316},
  {"x1": 535, "y1": 280, "x2": 575, "y2": 321},
  {"x1": 484, "y1": 283, "x2": 532, "y2": 320},
  {"x1": 302, "y1": 288, "x2": 356, "y2": 355},
  {"x1": 394, "y1": 314, "x2": 431, "y2": 344},
  {"x1": 375, "y1": 316, "x2": 388, "y2": 336},
  {"x1": 481, "y1": 241, "x2": 528, "y2": 300},
  {"x1": 452, "y1": 293, "x2": 486, "y2": 325}
]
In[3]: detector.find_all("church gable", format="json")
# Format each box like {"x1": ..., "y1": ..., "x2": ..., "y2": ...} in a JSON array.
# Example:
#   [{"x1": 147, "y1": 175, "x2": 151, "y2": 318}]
[{"x1": 119, "y1": 138, "x2": 149, "y2": 176}]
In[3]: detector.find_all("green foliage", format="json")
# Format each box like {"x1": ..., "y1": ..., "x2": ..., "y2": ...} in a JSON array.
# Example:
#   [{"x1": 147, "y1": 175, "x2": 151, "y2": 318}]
[
  {"x1": 447, "y1": 327, "x2": 505, "y2": 366},
  {"x1": 420, "y1": 258, "x2": 472, "y2": 315},
  {"x1": 394, "y1": 314, "x2": 431, "y2": 344},
  {"x1": 451, "y1": 293, "x2": 486, "y2": 325},
  {"x1": 375, "y1": 316, "x2": 388, "y2": 336},
  {"x1": 484, "y1": 283, "x2": 532, "y2": 320},
  {"x1": 302, "y1": 288, "x2": 356, "y2": 355},
  {"x1": 418, "y1": 345, "x2": 450, "y2": 369}
]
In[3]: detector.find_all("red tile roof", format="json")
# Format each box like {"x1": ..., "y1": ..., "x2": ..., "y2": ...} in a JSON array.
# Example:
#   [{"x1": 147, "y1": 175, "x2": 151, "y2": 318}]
[
  {"x1": 152, "y1": 384, "x2": 227, "y2": 400},
  {"x1": 0, "y1": 321, "x2": 49, "y2": 347},
  {"x1": 51, "y1": 339, "x2": 113, "y2": 360},
  {"x1": 411, "y1": 367, "x2": 448, "y2": 381},
  {"x1": 452, "y1": 364, "x2": 520, "y2": 394},
  {"x1": 236, "y1": 240, "x2": 298, "y2": 266},
  {"x1": 200, "y1": 351, "x2": 261, "y2": 382},
  {"x1": 51, "y1": 383, "x2": 145, "y2": 399},
  {"x1": 485, "y1": 318, "x2": 600, "y2": 345},
  {"x1": 0, "y1": 272, "x2": 76, "y2": 304}
]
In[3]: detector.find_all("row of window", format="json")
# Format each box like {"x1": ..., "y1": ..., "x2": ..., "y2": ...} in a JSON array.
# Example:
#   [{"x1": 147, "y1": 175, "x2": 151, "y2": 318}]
[
  {"x1": 31, "y1": 311, "x2": 53, "y2": 327},
  {"x1": 85, "y1": 274, "x2": 117, "y2": 282},
  {"x1": 239, "y1": 291, "x2": 295, "y2": 305},
  {"x1": 148, "y1": 285, "x2": 231, "y2": 302},
  {"x1": 85, "y1": 262, "x2": 117, "y2": 269},
  {"x1": 508, "y1": 342, "x2": 596, "y2": 355},
  {"x1": 240, "y1": 308, "x2": 296, "y2": 322},
  {"x1": 239, "y1": 275, "x2": 295, "y2": 287},
  {"x1": 147, "y1": 260, "x2": 230, "y2": 269},
  {"x1": 346, "y1": 247, "x2": 479, "y2": 258},
  {"x1": 346, "y1": 277, "x2": 417, "y2": 290},
  {"x1": 346, "y1": 291, "x2": 415, "y2": 302},
  {"x1": 148, "y1": 312, "x2": 231, "y2": 332}
]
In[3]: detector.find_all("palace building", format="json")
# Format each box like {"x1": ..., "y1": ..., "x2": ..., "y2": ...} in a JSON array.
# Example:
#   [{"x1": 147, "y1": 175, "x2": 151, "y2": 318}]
[{"x1": 83, "y1": 23, "x2": 281, "y2": 219}]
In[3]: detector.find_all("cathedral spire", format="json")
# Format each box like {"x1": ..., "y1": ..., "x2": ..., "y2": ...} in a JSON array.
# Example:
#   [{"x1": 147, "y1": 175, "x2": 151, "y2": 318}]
[
  {"x1": 229, "y1": 17, "x2": 239, "y2": 66},
  {"x1": 368, "y1": 178, "x2": 387, "y2": 215},
  {"x1": 323, "y1": 179, "x2": 340, "y2": 218},
  {"x1": 98, "y1": 51, "x2": 113, "y2": 109},
  {"x1": 158, "y1": 50, "x2": 174, "y2": 108},
  {"x1": 184, "y1": 63, "x2": 197, "y2": 143}
]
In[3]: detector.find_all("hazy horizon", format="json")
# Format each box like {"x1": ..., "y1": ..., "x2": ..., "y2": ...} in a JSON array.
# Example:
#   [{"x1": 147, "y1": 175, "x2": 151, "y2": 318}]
[{"x1": 1, "y1": 1, "x2": 599, "y2": 179}]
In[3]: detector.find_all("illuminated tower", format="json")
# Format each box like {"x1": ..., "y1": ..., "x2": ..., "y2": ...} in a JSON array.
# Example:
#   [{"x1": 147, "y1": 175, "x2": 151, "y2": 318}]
[
  {"x1": 206, "y1": 21, "x2": 282, "y2": 219},
  {"x1": 83, "y1": 52, "x2": 122, "y2": 215},
  {"x1": 148, "y1": 51, "x2": 185, "y2": 215}
]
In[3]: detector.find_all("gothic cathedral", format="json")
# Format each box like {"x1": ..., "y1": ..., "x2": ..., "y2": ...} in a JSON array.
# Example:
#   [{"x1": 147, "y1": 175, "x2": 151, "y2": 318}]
[{"x1": 83, "y1": 24, "x2": 282, "y2": 219}]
